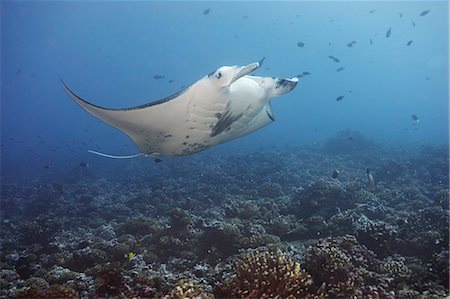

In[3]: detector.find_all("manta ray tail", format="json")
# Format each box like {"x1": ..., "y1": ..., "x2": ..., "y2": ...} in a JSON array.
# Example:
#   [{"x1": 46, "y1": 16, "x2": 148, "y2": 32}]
[{"x1": 88, "y1": 150, "x2": 144, "y2": 159}]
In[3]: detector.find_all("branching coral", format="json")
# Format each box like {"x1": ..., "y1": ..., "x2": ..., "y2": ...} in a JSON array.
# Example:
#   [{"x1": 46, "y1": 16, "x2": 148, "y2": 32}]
[
  {"x1": 303, "y1": 235, "x2": 379, "y2": 297},
  {"x1": 169, "y1": 279, "x2": 214, "y2": 299},
  {"x1": 216, "y1": 250, "x2": 313, "y2": 298}
]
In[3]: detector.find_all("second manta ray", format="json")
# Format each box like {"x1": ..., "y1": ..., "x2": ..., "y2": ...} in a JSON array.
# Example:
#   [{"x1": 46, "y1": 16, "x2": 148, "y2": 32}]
[{"x1": 62, "y1": 59, "x2": 299, "y2": 157}]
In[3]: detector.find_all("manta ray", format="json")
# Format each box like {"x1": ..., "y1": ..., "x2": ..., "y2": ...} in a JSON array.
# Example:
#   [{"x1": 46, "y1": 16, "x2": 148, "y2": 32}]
[{"x1": 62, "y1": 59, "x2": 299, "y2": 158}]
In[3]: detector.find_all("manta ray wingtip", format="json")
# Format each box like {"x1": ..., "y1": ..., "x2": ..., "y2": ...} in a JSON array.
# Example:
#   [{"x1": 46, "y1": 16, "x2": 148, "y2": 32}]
[{"x1": 258, "y1": 57, "x2": 266, "y2": 67}]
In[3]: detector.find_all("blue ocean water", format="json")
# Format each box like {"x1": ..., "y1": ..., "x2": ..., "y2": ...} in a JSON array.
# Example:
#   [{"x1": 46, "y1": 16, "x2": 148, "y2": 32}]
[
  {"x1": 1, "y1": 1, "x2": 448, "y2": 180},
  {"x1": 1, "y1": 2, "x2": 449, "y2": 298}
]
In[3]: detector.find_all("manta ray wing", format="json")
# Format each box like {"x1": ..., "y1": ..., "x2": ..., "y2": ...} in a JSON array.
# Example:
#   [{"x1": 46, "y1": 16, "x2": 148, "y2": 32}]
[
  {"x1": 62, "y1": 80, "x2": 233, "y2": 156},
  {"x1": 62, "y1": 81, "x2": 204, "y2": 156}
]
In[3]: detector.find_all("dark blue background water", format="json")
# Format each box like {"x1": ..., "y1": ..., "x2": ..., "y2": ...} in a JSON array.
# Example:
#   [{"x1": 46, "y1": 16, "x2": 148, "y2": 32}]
[{"x1": 1, "y1": 1, "x2": 448, "y2": 181}]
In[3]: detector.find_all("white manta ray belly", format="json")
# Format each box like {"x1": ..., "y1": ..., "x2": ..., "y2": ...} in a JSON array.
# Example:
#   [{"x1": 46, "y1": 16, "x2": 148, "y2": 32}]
[{"x1": 62, "y1": 60, "x2": 299, "y2": 157}]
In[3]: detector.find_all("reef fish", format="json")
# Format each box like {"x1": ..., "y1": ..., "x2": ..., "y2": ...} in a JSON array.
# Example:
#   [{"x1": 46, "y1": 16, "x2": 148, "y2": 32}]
[
  {"x1": 332, "y1": 170, "x2": 339, "y2": 179},
  {"x1": 347, "y1": 41, "x2": 357, "y2": 47},
  {"x1": 420, "y1": 9, "x2": 430, "y2": 16},
  {"x1": 386, "y1": 28, "x2": 392, "y2": 38},
  {"x1": 62, "y1": 59, "x2": 299, "y2": 157},
  {"x1": 328, "y1": 55, "x2": 340, "y2": 63},
  {"x1": 153, "y1": 75, "x2": 165, "y2": 80}
]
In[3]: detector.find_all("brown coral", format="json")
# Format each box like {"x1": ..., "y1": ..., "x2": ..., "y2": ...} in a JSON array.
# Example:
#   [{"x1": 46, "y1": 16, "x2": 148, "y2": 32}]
[
  {"x1": 14, "y1": 284, "x2": 78, "y2": 299},
  {"x1": 170, "y1": 279, "x2": 214, "y2": 299},
  {"x1": 217, "y1": 250, "x2": 313, "y2": 298},
  {"x1": 303, "y1": 235, "x2": 377, "y2": 297}
]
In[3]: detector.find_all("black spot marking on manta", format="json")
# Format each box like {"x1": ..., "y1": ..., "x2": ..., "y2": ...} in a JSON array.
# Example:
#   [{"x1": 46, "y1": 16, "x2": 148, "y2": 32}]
[
  {"x1": 185, "y1": 135, "x2": 190, "y2": 139},
  {"x1": 164, "y1": 134, "x2": 173, "y2": 138},
  {"x1": 275, "y1": 79, "x2": 293, "y2": 89},
  {"x1": 211, "y1": 109, "x2": 243, "y2": 137},
  {"x1": 183, "y1": 142, "x2": 187, "y2": 145}
]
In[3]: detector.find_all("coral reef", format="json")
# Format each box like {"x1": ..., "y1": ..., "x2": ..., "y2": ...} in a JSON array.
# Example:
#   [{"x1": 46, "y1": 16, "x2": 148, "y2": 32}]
[
  {"x1": 216, "y1": 250, "x2": 313, "y2": 298},
  {"x1": 169, "y1": 279, "x2": 214, "y2": 299},
  {"x1": 0, "y1": 143, "x2": 448, "y2": 298},
  {"x1": 14, "y1": 284, "x2": 78, "y2": 299},
  {"x1": 302, "y1": 235, "x2": 375, "y2": 297}
]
